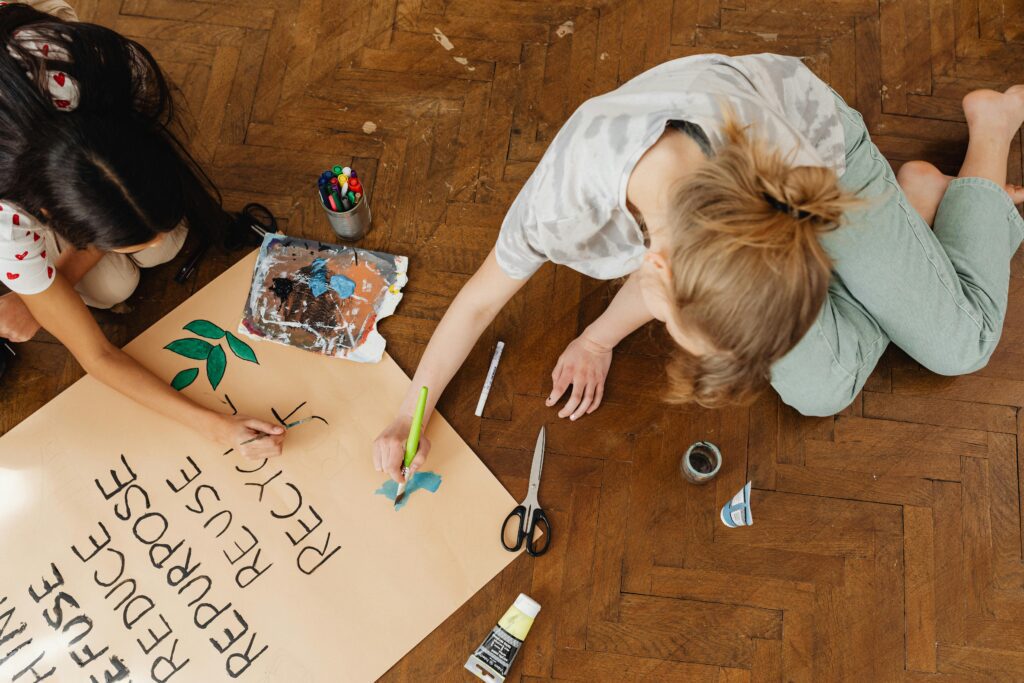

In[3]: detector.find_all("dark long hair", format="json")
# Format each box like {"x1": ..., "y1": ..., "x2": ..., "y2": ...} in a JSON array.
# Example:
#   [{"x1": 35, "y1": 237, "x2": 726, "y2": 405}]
[{"x1": 0, "y1": 4, "x2": 229, "y2": 250}]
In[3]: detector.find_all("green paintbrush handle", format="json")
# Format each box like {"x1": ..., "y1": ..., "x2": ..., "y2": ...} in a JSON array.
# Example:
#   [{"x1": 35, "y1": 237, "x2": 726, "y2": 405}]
[{"x1": 404, "y1": 386, "x2": 428, "y2": 469}]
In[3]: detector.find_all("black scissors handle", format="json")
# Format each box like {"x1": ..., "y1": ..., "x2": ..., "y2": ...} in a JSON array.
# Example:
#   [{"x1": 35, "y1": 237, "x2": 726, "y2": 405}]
[
  {"x1": 501, "y1": 505, "x2": 551, "y2": 557},
  {"x1": 241, "y1": 203, "x2": 278, "y2": 234},
  {"x1": 224, "y1": 203, "x2": 278, "y2": 250}
]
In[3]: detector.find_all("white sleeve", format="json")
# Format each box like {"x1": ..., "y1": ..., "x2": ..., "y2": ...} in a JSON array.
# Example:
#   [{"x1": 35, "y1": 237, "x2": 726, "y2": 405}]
[
  {"x1": 494, "y1": 191, "x2": 547, "y2": 280},
  {"x1": 0, "y1": 205, "x2": 54, "y2": 295}
]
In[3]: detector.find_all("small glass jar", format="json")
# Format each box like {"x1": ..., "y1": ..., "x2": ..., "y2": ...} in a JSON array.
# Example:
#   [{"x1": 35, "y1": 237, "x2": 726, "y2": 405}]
[{"x1": 679, "y1": 441, "x2": 722, "y2": 485}]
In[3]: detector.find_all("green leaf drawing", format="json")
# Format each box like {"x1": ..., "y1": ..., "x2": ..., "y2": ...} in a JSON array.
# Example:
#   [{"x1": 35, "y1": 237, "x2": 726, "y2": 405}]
[
  {"x1": 207, "y1": 344, "x2": 227, "y2": 390},
  {"x1": 165, "y1": 338, "x2": 214, "y2": 360},
  {"x1": 184, "y1": 320, "x2": 225, "y2": 339},
  {"x1": 171, "y1": 367, "x2": 199, "y2": 391},
  {"x1": 225, "y1": 331, "x2": 259, "y2": 364}
]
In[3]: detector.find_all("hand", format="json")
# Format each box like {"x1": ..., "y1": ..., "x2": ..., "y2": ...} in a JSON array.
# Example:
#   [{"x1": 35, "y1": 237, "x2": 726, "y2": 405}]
[
  {"x1": 547, "y1": 331, "x2": 613, "y2": 420},
  {"x1": 373, "y1": 415, "x2": 431, "y2": 483},
  {"x1": 0, "y1": 293, "x2": 41, "y2": 342},
  {"x1": 216, "y1": 415, "x2": 286, "y2": 460}
]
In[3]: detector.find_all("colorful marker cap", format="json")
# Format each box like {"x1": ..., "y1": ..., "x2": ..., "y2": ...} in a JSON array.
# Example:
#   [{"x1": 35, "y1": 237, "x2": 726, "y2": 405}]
[
  {"x1": 342, "y1": 166, "x2": 352, "y2": 176},
  {"x1": 349, "y1": 169, "x2": 358, "y2": 179},
  {"x1": 332, "y1": 165, "x2": 343, "y2": 176}
]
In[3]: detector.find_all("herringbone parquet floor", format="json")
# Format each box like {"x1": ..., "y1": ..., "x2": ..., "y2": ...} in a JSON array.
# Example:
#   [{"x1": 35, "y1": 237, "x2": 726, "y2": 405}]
[{"x1": 5, "y1": 0, "x2": 1024, "y2": 680}]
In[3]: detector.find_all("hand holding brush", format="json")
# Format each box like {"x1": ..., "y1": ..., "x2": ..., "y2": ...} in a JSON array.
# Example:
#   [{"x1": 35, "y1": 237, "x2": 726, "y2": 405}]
[{"x1": 394, "y1": 386, "x2": 429, "y2": 508}]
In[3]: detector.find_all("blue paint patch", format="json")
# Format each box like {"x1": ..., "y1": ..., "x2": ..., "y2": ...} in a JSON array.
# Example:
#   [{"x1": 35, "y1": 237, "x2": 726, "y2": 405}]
[
  {"x1": 330, "y1": 274, "x2": 356, "y2": 299},
  {"x1": 375, "y1": 471, "x2": 443, "y2": 511},
  {"x1": 310, "y1": 276, "x2": 328, "y2": 297},
  {"x1": 309, "y1": 259, "x2": 330, "y2": 297}
]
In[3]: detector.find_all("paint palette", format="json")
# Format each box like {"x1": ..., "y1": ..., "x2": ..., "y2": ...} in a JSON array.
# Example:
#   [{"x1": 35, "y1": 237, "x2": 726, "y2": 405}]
[{"x1": 239, "y1": 234, "x2": 408, "y2": 363}]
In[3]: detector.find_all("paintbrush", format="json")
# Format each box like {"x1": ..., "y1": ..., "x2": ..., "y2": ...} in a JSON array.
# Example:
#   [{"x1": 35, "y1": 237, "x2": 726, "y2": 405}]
[
  {"x1": 239, "y1": 416, "x2": 317, "y2": 446},
  {"x1": 394, "y1": 386, "x2": 429, "y2": 508}
]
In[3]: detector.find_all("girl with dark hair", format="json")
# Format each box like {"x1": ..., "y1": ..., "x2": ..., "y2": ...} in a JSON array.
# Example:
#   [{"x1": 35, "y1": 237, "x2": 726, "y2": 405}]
[{"x1": 0, "y1": 1, "x2": 285, "y2": 458}]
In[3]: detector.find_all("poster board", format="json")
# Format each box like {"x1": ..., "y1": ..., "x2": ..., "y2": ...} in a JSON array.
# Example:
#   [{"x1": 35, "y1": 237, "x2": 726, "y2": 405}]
[{"x1": 0, "y1": 252, "x2": 519, "y2": 682}]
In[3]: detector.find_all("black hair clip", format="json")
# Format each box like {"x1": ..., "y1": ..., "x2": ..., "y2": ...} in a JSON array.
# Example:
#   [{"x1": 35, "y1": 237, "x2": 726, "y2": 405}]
[{"x1": 762, "y1": 192, "x2": 812, "y2": 220}]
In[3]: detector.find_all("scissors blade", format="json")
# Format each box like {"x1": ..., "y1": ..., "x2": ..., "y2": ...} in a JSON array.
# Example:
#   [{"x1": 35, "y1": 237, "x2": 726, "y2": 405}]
[{"x1": 526, "y1": 426, "x2": 545, "y2": 501}]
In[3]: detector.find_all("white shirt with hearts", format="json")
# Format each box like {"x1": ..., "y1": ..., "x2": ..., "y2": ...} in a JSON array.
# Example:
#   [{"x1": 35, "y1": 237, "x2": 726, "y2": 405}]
[
  {"x1": 0, "y1": 1, "x2": 78, "y2": 295},
  {"x1": 0, "y1": 2, "x2": 82, "y2": 110},
  {"x1": 0, "y1": 203, "x2": 53, "y2": 294}
]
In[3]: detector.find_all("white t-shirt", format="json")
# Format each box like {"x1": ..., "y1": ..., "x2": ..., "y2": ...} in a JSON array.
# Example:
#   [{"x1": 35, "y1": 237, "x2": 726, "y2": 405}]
[
  {"x1": 494, "y1": 53, "x2": 847, "y2": 281},
  {"x1": 0, "y1": 0, "x2": 80, "y2": 295}
]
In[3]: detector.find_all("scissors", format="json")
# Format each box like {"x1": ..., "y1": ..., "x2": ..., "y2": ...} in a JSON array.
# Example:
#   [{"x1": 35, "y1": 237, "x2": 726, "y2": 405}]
[
  {"x1": 176, "y1": 203, "x2": 279, "y2": 283},
  {"x1": 501, "y1": 426, "x2": 551, "y2": 557},
  {"x1": 225, "y1": 203, "x2": 279, "y2": 249}
]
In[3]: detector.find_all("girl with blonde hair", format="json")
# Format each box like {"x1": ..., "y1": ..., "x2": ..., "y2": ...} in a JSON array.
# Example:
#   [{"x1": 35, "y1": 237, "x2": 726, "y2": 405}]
[{"x1": 373, "y1": 52, "x2": 1024, "y2": 482}]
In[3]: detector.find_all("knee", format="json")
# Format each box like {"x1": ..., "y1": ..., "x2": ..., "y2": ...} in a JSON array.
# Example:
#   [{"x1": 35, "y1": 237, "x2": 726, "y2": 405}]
[
  {"x1": 781, "y1": 389, "x2": 856, "y2": 417},
  {"x1": 919, "y1": 347, "x2": 993, "y2": 377},
  {"x1": 131, "y1": 224, "x2": 188, "y2": 268},
  {"x1": 896, "y1": 160, "x2": 943, "y2": 186},
  {"x1": 773, "y1": 372, "x2": 859, "y2": 417},
  {"x1": 76, "y1": 259, "x2": 140, "y2": 309}
]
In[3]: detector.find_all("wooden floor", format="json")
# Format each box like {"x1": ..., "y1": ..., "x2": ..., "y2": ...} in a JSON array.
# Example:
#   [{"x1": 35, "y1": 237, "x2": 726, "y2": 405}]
[{"x1": 5, "y1": 0, "x2": 1024, "y2": 680}]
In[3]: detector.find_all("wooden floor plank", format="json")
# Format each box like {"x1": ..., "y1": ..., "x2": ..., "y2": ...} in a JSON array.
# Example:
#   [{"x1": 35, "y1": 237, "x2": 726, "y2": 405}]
[{"x1": 6, "y1": 0, "x2": 1024, "y2": 679}]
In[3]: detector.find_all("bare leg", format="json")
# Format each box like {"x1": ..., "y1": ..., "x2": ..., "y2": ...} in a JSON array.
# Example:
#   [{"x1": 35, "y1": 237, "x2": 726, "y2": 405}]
[
  {"x1": 896, "y1": 161, "x2": 955, "y2": 226},
  {"x1": 961, "y1": 85, "x2": 1024, "y2": 184},
  {"x1": 899, "y1": 162, "x2": 1024, "y2": 226},
  {"x1": 895, "y1": 85, "x2": 1024, "y2": 227}
]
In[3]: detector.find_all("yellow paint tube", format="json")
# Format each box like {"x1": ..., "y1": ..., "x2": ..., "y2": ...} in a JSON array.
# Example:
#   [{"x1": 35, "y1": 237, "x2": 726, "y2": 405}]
[{"x1": 464, "y1": 593, "x2": 541, "y2": 682}]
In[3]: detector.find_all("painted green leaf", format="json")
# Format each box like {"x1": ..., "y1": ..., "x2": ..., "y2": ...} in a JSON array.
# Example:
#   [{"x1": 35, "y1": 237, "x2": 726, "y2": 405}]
[
  {"x1": 184, "y1": 320, "x2": 225, "y2": 339},
  {"x1": 207, "y1": 344, "x2": 227, "y2": 390},
  {"x1": 225, "y1": 332, "x2": 259, "y2": 364},
  {"x1": 170, "y1": 367, "x2": 199, "y2": 391},
  {"x1": 165, "y1": 338, "x2": 214, "y2": 360}
]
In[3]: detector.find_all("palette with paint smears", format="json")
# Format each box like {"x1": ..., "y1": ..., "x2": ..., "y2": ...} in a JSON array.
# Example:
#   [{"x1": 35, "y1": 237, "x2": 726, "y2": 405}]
[{"x1": 239, "y1": 234, "x2": 408, "y2": 362}]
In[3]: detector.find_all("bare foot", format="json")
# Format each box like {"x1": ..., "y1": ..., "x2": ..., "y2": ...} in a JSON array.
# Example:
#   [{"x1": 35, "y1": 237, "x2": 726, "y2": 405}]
[
  {"x1": 962, "y1": 85, "x2": 1024, "y2": 139},
  {"x1": 897, "y1": 160, "x2": 1024, "y2": 226}
]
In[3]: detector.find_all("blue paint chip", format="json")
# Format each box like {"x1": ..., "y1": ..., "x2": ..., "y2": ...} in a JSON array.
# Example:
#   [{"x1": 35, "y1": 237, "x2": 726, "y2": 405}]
[
  {"x1": 330, "y1": 274, "x2": 356, "y2": 299},
  {"x1": 375, "y1": 471, "x2": 443, "y2": 511},
  {"x1": 309, "y1": 274, "x2": 329, "y2": 297}
]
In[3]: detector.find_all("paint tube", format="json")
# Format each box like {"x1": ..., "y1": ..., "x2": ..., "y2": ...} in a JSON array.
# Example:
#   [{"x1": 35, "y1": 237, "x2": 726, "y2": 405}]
[{"x1": 464, "y1": 593, "x2": 540, "y2": 682}]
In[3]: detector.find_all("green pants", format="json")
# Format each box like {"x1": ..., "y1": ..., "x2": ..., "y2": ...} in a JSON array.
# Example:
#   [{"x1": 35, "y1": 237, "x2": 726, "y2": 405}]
[{"x1": 770, "y1": 91, "x2": 1024, "y2": 416}]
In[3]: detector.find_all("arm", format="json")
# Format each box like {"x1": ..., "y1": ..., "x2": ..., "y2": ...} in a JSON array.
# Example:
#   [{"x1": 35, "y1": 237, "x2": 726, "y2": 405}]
[
  {"x1": 579, "y1": 270, "x2": 655, "y2": 349},
  {"x1": 373, "y1": 248, "x2": 529, "y2": 481},
  {"x1": 0, "y1": 246, "x2": 107, "y2": 341},
  {"x1": 19, "y1": 274, "x2": 286, "y2": 458},
  {"x1": 547, "y1": 271, "x2": 655, "y2": 419}
]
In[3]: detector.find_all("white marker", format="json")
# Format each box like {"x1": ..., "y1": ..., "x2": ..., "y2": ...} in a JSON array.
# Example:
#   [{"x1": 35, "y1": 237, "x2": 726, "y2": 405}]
[{"x1": 474, "y1": 341, "x2": 505, "y2": 417}]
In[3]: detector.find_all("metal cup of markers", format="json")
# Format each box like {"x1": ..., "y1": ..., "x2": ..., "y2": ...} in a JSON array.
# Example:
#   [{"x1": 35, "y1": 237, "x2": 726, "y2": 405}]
[{"x1": 319, "y1": 189, "x2": 372, "y2": 242}]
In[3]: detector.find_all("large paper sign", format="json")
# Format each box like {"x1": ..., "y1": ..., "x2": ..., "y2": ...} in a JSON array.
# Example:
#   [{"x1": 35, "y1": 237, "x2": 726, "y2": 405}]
[{"x1": 0, "y1": 253, "x2": 519, "y2": 682}]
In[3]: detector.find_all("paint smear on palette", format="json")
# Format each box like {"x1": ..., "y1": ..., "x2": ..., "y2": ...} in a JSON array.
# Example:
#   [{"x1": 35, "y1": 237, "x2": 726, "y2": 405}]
[
  {"x1": 239, "y1": 234, "x2": 408, "y2": 363},
  {"x1": 375, "y1": 472, "x2": 443, "y2": 511}
]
